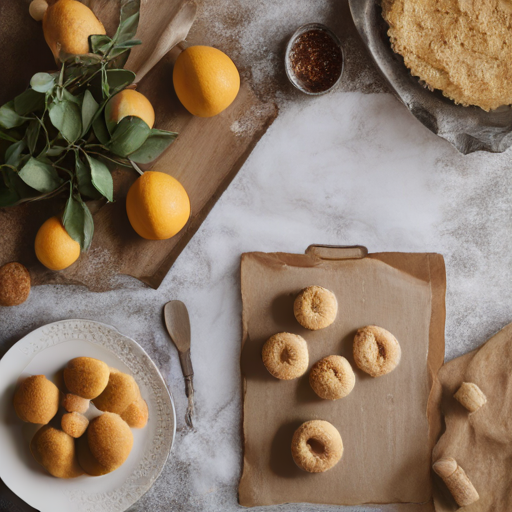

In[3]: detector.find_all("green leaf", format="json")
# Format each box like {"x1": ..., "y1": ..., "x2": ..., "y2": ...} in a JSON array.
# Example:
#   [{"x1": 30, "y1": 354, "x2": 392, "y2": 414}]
[
  {"x1": 0, "y1": 182, "x2": 19, "y2": 207},
  {"x1": 0, "y1": 102, "x2": 25, "y2": 129},
  {"x1": 63, "y1": 189, "x2": 94, "y2": 250},
  {"x1": 90, "y1": 34, "x2": 113, "y2": 54},
  {"x1": 0, "y1": 130, "x2": 19, "y2": 144},
  {"x1": 129, "y1": 128, "x2": 178, "y2": 164},
  {"x1": 113, "y1": 39, "x2": 142, "y2": 49},
  {"x1": 76, "y1": 153, "x2": 102, "y2": 199},
  {"x1": 108, "y1": 50, "x2": 131, "y2": 70},
  {"x1": 49, "y1": 99, "x2": 82, "y2": 143},
  {"x1": 26, "y1": 119, "x2": 40, "y2": 154},
  {"x1": 81, "y1": 90, "x2": 99, "y2": 137},
  {"x1": 106, "y1": 69, "x2": 136, "y2": 95},
  {"x1": 14, "y1": 89, "x2": 45, "y2": 116},
  {"x1": 107, "y1": 116, "x2": 150, "y2": 157},
  {"x1": 18, "y1": 157, "x2": 63, "y2": 193},
  {"x1": 85, "y1": 154, "x2": 113, "y2": 201},
  {"x1": 113, "y1": 0, "x2": 140, "y2": 44},
  {"x1": 92, "y1": 115, "x2": 110, "y2": 144},
  {"x1": 62, "y1": 89, "x2": 83, "y2": 106},
  {"x1": 30, "y1": 73, "x2": 55, "y2": 93},
  {"x1": 46, "y1": 146, "x2": 67, "y2": 157},
  {"x1": 5, "y1": 140, "x2": 26, "y2": 167}
]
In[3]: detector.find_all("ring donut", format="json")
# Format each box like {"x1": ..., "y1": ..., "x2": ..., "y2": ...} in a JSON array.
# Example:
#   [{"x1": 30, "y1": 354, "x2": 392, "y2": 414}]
[
  {"x1": 294, "y1": 285, "x2": 338, "y2": 330},
  {"x1": 309, "y1": 355, "x2": 355, "y2": 400},
  {"x1": 353, "y1": 325, "x2": 401, "y2": 377},
  {"x1": 262, "y1": 332, "x2": 309, "y2": 380},
  {"x1": 291, "y1": 420, "x2": 343, "y2": 473}
]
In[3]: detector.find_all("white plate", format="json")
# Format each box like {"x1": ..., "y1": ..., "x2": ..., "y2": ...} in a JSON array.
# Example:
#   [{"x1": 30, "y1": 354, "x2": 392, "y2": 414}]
[{"x1": 0, "y1": 319, "x2": 176, "y2": 512}]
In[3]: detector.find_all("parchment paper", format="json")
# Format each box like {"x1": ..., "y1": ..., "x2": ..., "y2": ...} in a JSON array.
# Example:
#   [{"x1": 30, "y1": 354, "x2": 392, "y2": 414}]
[
  {"x1": 239, "y1": 249, "x2": 446, "y2": 508},
  {"x1": 432, "y1": 322, "x2": 512, "y2": 511}
]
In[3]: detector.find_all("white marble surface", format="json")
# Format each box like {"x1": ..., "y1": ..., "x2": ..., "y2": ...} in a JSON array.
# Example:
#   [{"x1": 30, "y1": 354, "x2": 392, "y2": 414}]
[{"x1": 2, "y1": 0, "x2": 512, "y2": 510}]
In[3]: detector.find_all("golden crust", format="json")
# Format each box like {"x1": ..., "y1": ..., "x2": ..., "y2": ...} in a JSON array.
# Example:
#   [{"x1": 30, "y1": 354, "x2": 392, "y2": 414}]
[
  {"x1": 0, "y1": 262, "x2": 31, "y2": 307},
  {"x1": 61, "y1": 412, "x2": 89, "y2": 438},
  {"x1": 121, "y1": 394, "x2": 149, "y2": 429},
  {"x1": 382, "y1": 0, "x2": 512, "y2": 111},
  {"x1": 61, "y1": 393, "x2": 90, "y2": 414},
  {"x1": 64, "y1": 357, "x2": 110, "y2": 399},
  {"x1": 291, "y1": 420, "x2": 343, "y2": 473},
  {"x1": 262, "y1": 332, "x2": 309, "y2": 380},
  {"x1": 309, "y1": 355, "x2": 355, "y2": 400},
  {"x1": 30, "y1": 426, "x2": 84, "y2": 478},
  {"x1": 294, "y1": 286, "x2": 337, "y2": 330},
  {"x1": 13, "y1": 375, "x2": 59, "y2": 424},
  {"x1": 353, "y1": 325, "x2": 401, "y2": 377},
  {"x1": 93, "y1": 368, "x2": 140, "y2": 414}
]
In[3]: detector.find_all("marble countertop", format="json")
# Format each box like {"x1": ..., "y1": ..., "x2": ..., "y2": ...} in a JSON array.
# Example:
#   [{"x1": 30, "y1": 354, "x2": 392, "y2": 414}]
[{"x1": 2, "y1": 0, "x2": 512, "y2": 511}]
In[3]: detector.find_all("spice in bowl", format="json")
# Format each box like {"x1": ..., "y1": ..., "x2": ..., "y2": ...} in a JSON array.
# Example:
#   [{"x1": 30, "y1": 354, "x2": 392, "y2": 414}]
[{"x1": 286, "y1": 24, "x2": 344, "y2": 95}]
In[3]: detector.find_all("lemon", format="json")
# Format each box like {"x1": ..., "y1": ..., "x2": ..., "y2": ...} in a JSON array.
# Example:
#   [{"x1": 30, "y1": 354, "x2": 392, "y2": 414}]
[
  {"x1": 105, "y1": 90, "x2": 155, "y2": 133},
  {"x1": 126, "y1": 171, "x2": 190, "y2": 240},
  {"x1": 43, "y1": 0, "x2": 106, "y2": 61},
  {"x1": 173, "y1": 45, "x2": 240, "y2": 117},
  {"x1": 35, "y1": 216, "x2": 80, "y2": 271}
]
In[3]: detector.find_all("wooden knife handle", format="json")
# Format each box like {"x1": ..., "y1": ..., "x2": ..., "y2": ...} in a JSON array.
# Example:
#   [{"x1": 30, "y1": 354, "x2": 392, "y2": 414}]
[{"x1": 178, "y1": 349, "x2": 194, "y2": 377}]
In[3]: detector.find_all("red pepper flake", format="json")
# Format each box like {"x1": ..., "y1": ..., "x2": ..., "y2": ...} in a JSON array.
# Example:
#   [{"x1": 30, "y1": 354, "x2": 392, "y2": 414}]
[{"x1": 289, "y1": 29, "x2": 343, "y2": 93}]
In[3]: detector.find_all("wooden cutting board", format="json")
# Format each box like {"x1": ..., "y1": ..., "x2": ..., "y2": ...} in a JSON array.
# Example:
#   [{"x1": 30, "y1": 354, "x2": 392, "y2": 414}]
[{"x1": 0, "y1": 0, "x2": 278, "y2": 291}]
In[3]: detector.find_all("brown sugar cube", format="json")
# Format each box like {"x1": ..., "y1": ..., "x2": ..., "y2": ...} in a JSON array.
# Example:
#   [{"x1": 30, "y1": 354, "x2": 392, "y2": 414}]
[{"x1": 61, "y1": 412, "x2": 89, "y2": 438}]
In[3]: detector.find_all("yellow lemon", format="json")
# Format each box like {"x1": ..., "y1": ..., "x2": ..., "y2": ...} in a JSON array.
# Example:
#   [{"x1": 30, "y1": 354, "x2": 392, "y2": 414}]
[
  {"x1": 105, "y1": 90, "x2": 155, "y2": 133},
  {"x1": 173, "y1": 45, "x2": 240, "y2": 117},
  {"x1": 126, "y1": 171, "x2": 190, "y2": 240},
  {"x1": 35, "y1": 216, "x2": 80, "y2": 271},
  {"x1": 43, "y1": 0, "x2": 106, "y2": 61}
]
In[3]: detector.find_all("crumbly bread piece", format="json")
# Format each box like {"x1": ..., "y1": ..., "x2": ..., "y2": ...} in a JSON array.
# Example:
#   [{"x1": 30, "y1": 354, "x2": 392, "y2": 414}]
[
  {"x1": 61, "y1": 393, "x2": 90, "y2": 414},
  {"x1": 382, "y1": 0, "x2": 512, "y2": 111},
  {"x1": 262, "y1": 333, "x2": 309, "y2": 380},
  {"x1": 294, "y1": 285, "x2": 338, "y2": 330},
  {"x1": 93, "y1": 368, "x2": 140, "y2": 414},
  {"x1": 121, "y1": 394, "x2": 149, "y2": 428},
  {"x1": 61, "y1": 412, "x2": 89, "y2": 438},
  {"x1": 64, "y1": 357, "x2": 110, "y2": 399},
  {"x1": 309, "y1": 355, "x2": 355, "y2": 400},
  {"x1": 13, "y1": 375, "x2": 59, "y2": 424},
  {"x1": 0, "y1": 262, "x2": 31, "y2": 307},
  {"x1": 30, "y1": 425, "x2": 84, "y2": 478}
]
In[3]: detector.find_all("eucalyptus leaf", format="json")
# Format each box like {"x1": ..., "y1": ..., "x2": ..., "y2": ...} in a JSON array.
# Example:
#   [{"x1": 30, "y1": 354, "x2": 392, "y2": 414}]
[
  {"x1": 62, "y1": 89, "x2": 83, "y2": 106},
  {"x1": 106, "y1": 69, "x2": 136, "y2": 94},
  {"x1": 49, "y1": 99, "x2": 82, "y2": 143},
  {"x1": 86, "y1": 154, "x2": 113, "y2": 201},
  {"x1": 89, "y1": 34, "x2": 113, "y2": 54},
  {"x1": 92, "y1": 115, "x2": 110, "y2": 144},
  {"x1": 129, "y1": 129, "x2": 178, "y2": 164},
  {"x1": 112, "y1": 0, "x2": 141, "y2": 44},
  {"x1": 14, "y1": 89, "x2": 45, "y2": 116},
  {"x1": 30, "y1": 73, "x2": 55, "y2": 93},
  {"x1": 63, "y1": 190, "x2": 94, "y2": 250},
  {"x1": 107, "y1": 116, "x2": 150, "y2": 157},
  {"x1": 5, "y1": 140, "x2": 26, "y2": 167},
  {"x1": 108, "y1": 50, "x2": 130, "y2": 70},
  {"x1": 0, "y1": 102, "x2": 25, "y2": 129},
  {"x1": 81, "y1": 90, "x2": 99, "y2": 137},
  {"x1": 46, "y1": 146, "x2": 67, "y2": 157},
  {"x1": 113, "y1": 39, "x2": 142, "y2": 49},
  {"x1": 26, "y1": 119, "x2": 40, "y2": 154},
  {"x1": 76, "y1": 154, "x2": 102, "y2": 199},
  {"x1": 18, "y1": 157, "x2": 63, "y2": 193}
]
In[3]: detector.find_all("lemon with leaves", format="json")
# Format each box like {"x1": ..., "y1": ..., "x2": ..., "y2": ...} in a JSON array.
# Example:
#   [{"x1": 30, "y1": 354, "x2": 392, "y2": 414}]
[
  {"x1": 35, "y1": 217, "x2": 80, "y2": 271},
  {"x1": 43, "y1": 0, "x2": 106, "y2": 61},
  {"x1": 126, "y1": 171, "x2": 190, "y2": 240},
  {"x1": 105, "y1": 89, "x2": 155, "y2": 133},
  {"x1": 173, "y1": 46, "x2": 240, "y2": 117}
]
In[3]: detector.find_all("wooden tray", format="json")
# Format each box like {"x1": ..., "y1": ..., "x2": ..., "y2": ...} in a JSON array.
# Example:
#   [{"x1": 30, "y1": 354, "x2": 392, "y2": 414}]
[{"x1": 0, "y1": 0, "x2": 278, "y2": 290}]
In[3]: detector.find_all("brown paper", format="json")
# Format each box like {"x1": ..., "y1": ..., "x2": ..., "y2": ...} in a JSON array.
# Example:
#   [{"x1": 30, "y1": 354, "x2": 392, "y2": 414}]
[
  {"x1": 0, "y1": 1, "x2": 278, "y2": 291},
  {"x1": 432, "y1": 323, "x2": 512, "y2": 511},
  {"x1": 239, "y1": 248, "x2": 446, "y2": 508}
]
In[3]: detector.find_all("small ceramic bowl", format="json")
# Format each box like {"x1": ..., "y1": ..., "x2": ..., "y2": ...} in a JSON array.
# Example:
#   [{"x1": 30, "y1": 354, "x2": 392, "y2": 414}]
[{"x1": 285, "y1": 23, "x2": 345, "y2": 96}]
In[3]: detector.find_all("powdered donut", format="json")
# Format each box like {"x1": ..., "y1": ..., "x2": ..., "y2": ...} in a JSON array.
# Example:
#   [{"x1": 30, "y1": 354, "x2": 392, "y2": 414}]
[
  {"x1": 294, "y1": 285, "x2": 338, "y2": 330},
  {"x1": 291, "y1": 420, "x2": 343, "y2": 473},
  {"x1": 353, "y1": 325, "x2": 401, "y2": 377},
  {"x1": 262, "y1": 332, "x2": 308, "y2": 380},
  {"x1": 309, "y1": 355, "x2": 355, "y2": 400}
]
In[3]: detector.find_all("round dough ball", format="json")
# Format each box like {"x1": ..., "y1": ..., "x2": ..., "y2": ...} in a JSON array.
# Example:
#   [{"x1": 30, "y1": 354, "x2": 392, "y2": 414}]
[
  {"x1": 13, "y1": 375, "x2": 59, "y2": 424},
  {"x1": 93, "y1": 368, "x2": 140, "y2": 414},
  {"x1": 30, "y1": 425, "x2": 84, "y2": 478},
  {"x1": 29, "y1": 0, "x2": 48, "y2": 21},
  {"x1": 291, "y1": 420, "x2": 343, "y2": 473},
  {"x1": 61, "y1": 412, "x2": 89, "y2": 438},
  {"x1": 309, "y1": 355, "x2": 355, "y2": 400},
  {"x1": 121, "y1": 394, "x2": 149, "y2": 429},
  {"x1": 353, "y1": 325, "x2": 402, "y2": 377},
  {"x1": 88, "y1": 412, "x2": 133, "y2": 473},
  {"x1": 63, "y1": 357, "x2": 110, "y2": 399},
  {"x1": 61, "y1": 393, "x2": 90, "y2": 414},
  {"x1": 0, "y1": 262, "x2": 31, "y2": 307},
  {"x1": 262, "y1": 332, "x2": 309, "y2": 380},
  {"x1": 294, "y1": 285, "x2": 338, "y2": 330}
]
